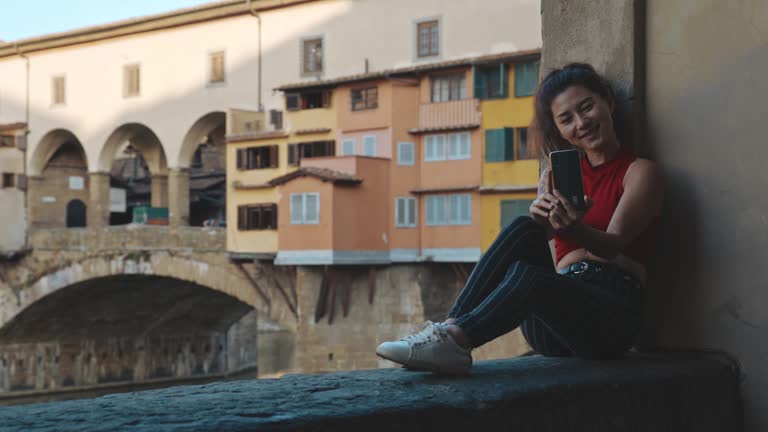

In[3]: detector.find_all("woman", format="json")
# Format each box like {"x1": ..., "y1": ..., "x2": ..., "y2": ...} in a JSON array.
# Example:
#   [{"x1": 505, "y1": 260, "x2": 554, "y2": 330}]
[{"x1": 376, "y1": 63, "x2": 662, "y2": 375}]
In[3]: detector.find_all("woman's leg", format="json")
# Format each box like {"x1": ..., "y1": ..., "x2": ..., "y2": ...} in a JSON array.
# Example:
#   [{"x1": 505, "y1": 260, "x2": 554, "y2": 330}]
[
  {"x1": 453, "y1": 261, "x2": 640, "y2": 358},
  {"x1": 447, "y1": 216, "x2": 552, "y2": 320}
]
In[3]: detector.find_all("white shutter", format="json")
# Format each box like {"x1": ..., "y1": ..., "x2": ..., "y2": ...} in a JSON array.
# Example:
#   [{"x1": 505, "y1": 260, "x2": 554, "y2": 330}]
[
  {"x1": 425, "y1": 136, "x2": 435, "y2": 161},
  {"x1": 398, "y1": 142, "x2": 414, "y2": 165},
  {"x1": 305, "y1": 193, "x2": 319, "y2": 224},
  {"x1": 447, "y1": 134, "x2": 459, "y2": 159},
  {"x1": 435, "y1": 135, "x2": 446, "y2": 160},
  {"x1": 407, "y1": 198, "x2": 417, "y2": 226},
  {"x1": 435, "y1": 195, "x2": 446, "y2": 225},
  {"x1": 460, "y1": 133, "x2": 471, "y2": 159},
  {"x1": 449, "y1": 195, "x2": 460, "y2": 224},
  {"x1": 363, "y1": 135, "x2": 377, "y2": 156},
  {"x1": 290, "y1": 194, "x2": 304, "y2": 224},
  {"x1": 460, "y1": 194, "x2": 471, "y2": 224},
  {"x1": 425, "y1": 196, "x2": 435, "y2": 225},
  {"x1": 342, "y1": 139, "x2": 355, "y2": 156},
  {"x1": 395, "y1": 198, "x2": 405, "y2": 227}
]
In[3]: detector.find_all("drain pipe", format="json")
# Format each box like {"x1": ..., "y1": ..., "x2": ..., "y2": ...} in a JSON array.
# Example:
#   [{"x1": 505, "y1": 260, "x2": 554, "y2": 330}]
[
  {"x1": 247, "y1": 0, "x2": 264, "y2": 111},
  {"x1": 15, "y1": 43, "x2": 30, "y2": 252}
]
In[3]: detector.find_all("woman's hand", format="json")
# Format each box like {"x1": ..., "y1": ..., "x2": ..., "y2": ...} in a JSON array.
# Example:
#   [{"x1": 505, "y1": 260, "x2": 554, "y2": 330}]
[
  {"x1": 529, "y1": 167, "x2": 558, "y2": 227},
  {"x1": 548, "y1": 191, "x2": 593, "y2": 232}
]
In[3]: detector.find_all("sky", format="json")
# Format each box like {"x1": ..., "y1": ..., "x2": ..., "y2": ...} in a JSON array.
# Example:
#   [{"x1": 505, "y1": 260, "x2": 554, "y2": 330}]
[{"x1": 0, "y1": 0, "x2": 213, "y2": 42}]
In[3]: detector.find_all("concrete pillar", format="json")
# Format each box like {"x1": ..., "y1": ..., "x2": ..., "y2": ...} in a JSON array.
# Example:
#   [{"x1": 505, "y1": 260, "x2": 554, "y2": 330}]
[
  {"x1": 541, "y1": 0, "x2": 644, "y2": 151},
  {"x1": 151, "y1": 174, "x2": 169, "y2": 208},
  {"x1": 168, "y1": 168, "x2": 190, "y2": 227},
  {"x1": 88, "y1": 172, "x2": 110, "y2": 228}
]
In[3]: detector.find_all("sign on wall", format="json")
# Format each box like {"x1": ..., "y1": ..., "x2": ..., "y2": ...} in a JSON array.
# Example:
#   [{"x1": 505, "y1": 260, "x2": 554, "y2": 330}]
[
  {"x1": 109, "y1": 188, "x2": 127, "y2": 213},
  {"x1": 69, "y1": 176, "x2": 85, "y2": 190}
]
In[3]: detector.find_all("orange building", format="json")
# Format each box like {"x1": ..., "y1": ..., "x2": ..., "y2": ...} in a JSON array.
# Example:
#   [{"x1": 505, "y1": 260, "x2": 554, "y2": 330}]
[{"x1": 261, "y1": 50, "x2": 539, "y2": 265}]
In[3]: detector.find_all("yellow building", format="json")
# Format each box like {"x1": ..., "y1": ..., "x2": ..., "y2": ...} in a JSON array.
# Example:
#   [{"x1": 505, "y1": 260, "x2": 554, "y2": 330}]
[
  {"x1": 226, "y1": 91, "x2": 339, "y2": 257},
  {"x1": 477, "y1": 56, "x2": 541, "y2": 251}
]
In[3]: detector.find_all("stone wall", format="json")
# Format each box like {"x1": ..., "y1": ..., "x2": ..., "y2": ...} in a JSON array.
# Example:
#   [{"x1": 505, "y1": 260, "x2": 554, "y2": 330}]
[
  {"x1": 29, "y1": 143, "x2": 89, "y2": 229},
  {"x1": 293, "y1": 264, "x2": 530, "y2": 373}
]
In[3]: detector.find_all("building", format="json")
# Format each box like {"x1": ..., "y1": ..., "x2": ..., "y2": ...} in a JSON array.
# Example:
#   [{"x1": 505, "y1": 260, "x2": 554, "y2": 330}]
[
  {"x1": 227, "y1": 50, "x2": 541, "y2": 264},
  {"x1": 0, "y1": 123, "x2": 27, "y2": 256}
]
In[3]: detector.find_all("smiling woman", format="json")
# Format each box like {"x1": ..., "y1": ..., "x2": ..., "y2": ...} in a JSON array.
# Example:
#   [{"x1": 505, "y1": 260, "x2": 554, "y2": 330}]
[{"x1": 376, "y1": 63, "x2": 663, "y2": 375}]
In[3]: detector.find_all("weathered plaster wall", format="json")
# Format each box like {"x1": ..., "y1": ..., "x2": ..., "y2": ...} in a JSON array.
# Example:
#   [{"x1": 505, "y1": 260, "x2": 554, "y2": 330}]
[{"x1": 644, "y1": 1, "x2": 768, "y2": 430}]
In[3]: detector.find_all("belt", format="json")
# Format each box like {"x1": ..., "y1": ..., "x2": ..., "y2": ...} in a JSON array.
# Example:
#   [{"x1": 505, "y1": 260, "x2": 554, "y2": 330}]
[{"x1": 558, "y1": 260, "x2": 640, "y2": 284}]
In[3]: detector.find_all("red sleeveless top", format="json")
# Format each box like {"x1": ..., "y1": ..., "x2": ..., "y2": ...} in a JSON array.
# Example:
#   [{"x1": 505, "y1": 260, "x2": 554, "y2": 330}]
[{"x1": 553, "y1": 147, "x2": 653, "y2": 265}]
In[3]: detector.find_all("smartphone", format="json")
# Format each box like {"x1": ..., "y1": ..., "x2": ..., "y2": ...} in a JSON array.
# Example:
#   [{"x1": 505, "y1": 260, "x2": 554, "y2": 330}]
[{"x1": 549, "y1": 149, "x2": 586, "y2": 211}]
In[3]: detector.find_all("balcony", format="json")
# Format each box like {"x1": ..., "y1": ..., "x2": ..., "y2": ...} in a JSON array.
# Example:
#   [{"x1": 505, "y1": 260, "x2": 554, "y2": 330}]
[{"x1": 412, "y1": 98, "x2": 481, "y2": 133}]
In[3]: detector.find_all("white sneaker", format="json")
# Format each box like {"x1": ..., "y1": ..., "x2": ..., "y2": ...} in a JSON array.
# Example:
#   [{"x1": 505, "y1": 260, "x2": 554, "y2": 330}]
[{"x1": 376, "y1": 321, "x2": 472, "y2": 375}]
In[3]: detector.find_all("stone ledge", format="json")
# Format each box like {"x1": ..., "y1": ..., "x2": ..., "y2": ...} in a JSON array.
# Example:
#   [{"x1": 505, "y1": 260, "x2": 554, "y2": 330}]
[{"x1": 0, "y1": 353, "x2": 741, "y2": 431}]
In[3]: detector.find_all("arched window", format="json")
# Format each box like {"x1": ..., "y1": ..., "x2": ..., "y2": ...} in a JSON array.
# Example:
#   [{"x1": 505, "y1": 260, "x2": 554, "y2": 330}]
[{"x1": 66, "y1": 199, "x2": 87, "y2": 228}]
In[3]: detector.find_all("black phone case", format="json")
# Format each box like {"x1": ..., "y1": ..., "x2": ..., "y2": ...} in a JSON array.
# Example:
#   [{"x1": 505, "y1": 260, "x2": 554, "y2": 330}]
[{"x1": 550, "y1": 149, "x2": 586, "y2": 211}]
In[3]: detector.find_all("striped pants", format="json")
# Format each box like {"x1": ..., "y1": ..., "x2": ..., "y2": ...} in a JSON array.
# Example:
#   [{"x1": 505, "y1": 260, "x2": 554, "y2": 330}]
[{"x1": 447, "y1": 216, "x2": 643, "y2": 359}]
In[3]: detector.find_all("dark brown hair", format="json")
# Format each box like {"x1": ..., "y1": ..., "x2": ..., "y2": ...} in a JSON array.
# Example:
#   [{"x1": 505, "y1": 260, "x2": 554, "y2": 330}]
[{"x1": 529, "y1": 63, "x2": 617, "y2": 158}]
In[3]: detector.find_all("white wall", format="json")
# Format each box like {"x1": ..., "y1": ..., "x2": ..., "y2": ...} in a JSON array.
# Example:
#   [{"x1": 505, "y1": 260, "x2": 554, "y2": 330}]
[{"x1": 0, "y1": 0, "x2": 540, "y2": 174}]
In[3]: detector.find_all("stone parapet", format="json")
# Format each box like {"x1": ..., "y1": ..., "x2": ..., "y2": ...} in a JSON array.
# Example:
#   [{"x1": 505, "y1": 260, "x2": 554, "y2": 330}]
[
  {"x1": 0, "y1": 353, "x2": 741, "y2": 431},
  {"x1": 29, "y1": 226, "x2": 225, "y2": 252}
]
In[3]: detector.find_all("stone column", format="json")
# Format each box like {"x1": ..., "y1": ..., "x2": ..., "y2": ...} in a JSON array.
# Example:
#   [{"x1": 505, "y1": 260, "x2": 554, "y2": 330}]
[
  {"x1": 88, "y1": 172, "x2": 110, "y2": 229},
  {"x1": 26, "y1": 176, "x2": 44, "y2": 230},
  {"x1": 168, "y1": 168, "x2": 190, "y2": 227},
  {"x1": 151, "y1": 174, "x2": 169, "y2": 208}
]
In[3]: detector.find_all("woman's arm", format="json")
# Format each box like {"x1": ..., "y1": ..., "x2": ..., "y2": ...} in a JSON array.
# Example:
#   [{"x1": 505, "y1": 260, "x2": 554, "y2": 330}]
[
  {"x1": 529, "y1": 166, "x2": 556, "y2": 240},
  {"x1": 548, "y1": 158, "x2": 663, "y2": 259}
]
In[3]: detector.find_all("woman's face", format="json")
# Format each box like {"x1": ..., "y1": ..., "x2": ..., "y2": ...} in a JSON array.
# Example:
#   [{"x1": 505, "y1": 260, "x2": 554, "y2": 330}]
[{"x1": 550, "y1": 85, "x2": 616, "y2": 152}]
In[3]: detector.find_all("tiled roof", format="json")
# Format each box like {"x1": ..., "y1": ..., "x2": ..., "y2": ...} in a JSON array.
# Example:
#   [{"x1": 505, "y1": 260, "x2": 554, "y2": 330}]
[
  {"x1": 408, "y1": 124, "x2": 480, "y2": 135},
  {"x1": 0, "y1": 122, "x2": 27, "y2": 133},
  {"x1": 410, "y1": 185, "x2": 479, "y2": 194},
  {"x1": 232, "y1": 181, "x2": 273, "y2": 190},
  {"x1": 275, "y1": 49, "x2": 541, "y2": 91},
  {"x1": 295, "y1": 128, "x2": 332, "y2": 135},
  {"x1": 268, "y1": 166, "x2": 362, "y2": 186},
  {"x1": 226, "y1": 130, "x2": 289, "y2": 143}
]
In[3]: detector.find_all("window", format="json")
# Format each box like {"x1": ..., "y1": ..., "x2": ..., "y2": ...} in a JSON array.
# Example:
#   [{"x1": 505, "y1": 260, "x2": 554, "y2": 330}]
[
  {"x1": 485, "y1": 128, "x2": 515, "y2": 162},
  {"x1": 425, "y1": 132, "x2": 469, "y2": 161},
  {"x1": 500, "y1": 200, "x2": 534, "y2": 228},
  {"x1": 2, "y1": 173, "x2": 14, "y2": 188},
  {"x1": 236, "y1": 145, "x2": 279, "y2": 170},
  {"x1": 302, "y1": 38, "x2": 323, "y2": 75},
  {"x1": 447, "y1": 132, "x2": 471, "y2": 160},
  {"x1": 0, "y1": 135, "x2": 14, "y2": 148},
  {"x1": 515, "y1": 61, "x2": 540, "y2": 97},
  {"x1": 426, "y1": 194, "x2": 471, "y2": 226},
  {"x1": 431, "y1": 74, "x2": 466, "y2": 102},
  {"x1": 238, "y1": 204, "x2": 278, "y2": 230},
  {"x1": 341, "y1": 139, "x2": 356, "y2": 156},
  {"x1": 363, "y1": 135, "x2": 377, "y2": 157},
  {"x1": 209, "y1": 51, "x2": 225, "y2": 84},
  {"x1": 517, "y1": 128, "x2": 533, "y2": 159},
  {"x1": 397, "y1": 142, "x2": 415, "y2": 165},
  {"x1": 288, "y1": 141, "x2": 335, "y2": 166},
  {"x1": 351, "y1": 87, "x2": 378, "y2": 111},
  {"x1": 474, "y1": 64, "x2": 508, "y2": 99},
  {"x1": 52, "y1": 76, "x2": 66, "y2": 105},
  {"x1": 286, "y1": 90, "x2": 331, "y2": 111},
  {"x1": 395, "y1": 197, "x2": 417, "y2": 228},
  {"x1": 124, "y1": 64, "x2": 140, "y2": 98},
  {"x1": 417, "y1": 19, "x2": 439, "y2": 58},
  {"x1": 290, "y1": 193, "x2": 320, "y2": 224},
  {"x1": 269, "y1": 109, "x2": 283, "y2": 130}
]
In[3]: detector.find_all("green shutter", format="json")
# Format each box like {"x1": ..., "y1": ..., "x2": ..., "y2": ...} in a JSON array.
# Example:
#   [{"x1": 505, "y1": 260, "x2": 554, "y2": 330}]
[
  {"x1": 504, "y1": 128, "x2": 515, "y2": 161},
  {"x1": 514, "y1": 62, "x2": 540, "y2": 97},
  {"x1": 499, "y1": 64, "x2": 509, "y2": 98},
  {"x1": 485, "y1": 129, "x2": 505, "y2": 162},
  {"x1": 473, "y1": 66, "x2": 487, "y2": 100},
  {"x1": 500, "y1": 200, "x2": 534, "y2": 228}
]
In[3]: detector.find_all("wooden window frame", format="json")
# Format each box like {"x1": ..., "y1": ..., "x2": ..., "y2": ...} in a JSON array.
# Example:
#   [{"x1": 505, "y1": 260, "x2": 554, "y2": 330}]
[
  {"x1": 237, "y1": 203, "x2": 278, "y2": 231},
  {"x1": 209, "y1": 51, "x2": 226, "y2": 84},
  {"x1": 1, "y1": 173, "x2": 15, "y2": 188},
  {"x1": 351, "y1": 87, "x2": 378, "y2": 111},
  {"x1": 426, "y1": 193, "x2": 471, "y2": 226},
  {"x1": 474, "y1": 64, "x2": 509, "y2": 100},
  {"x1": 290, "y1": 192, "x2": 320, "y2": 225},
  {"x1": 416, "y1": 19, "x2": 440, "y2": 58},
  {"x1": 287, "y1": 141, "x2": 335, "y2": 166},
  {"x1": 236, "y1": 145, "x2": 279, "y2": 170},
  {"x1": 431, "y1": 73, "x2": 466, "y2": 102},
  {"x1": 52, "y1": 75, "x2": 66, "y2": 106},
  {"x1": 395, "y1": 197, "x2": 418, "y2": 228},
  {"x1": 123, "y1": 63, "x2": 141, "y2": 98},
  {"x1": 514, "y1": 61, "x2": 541, "y2": 97},
  {"x1": 397, "y1": 141, "x2": 415, "y2": 166},
  {"x1": 301, "y1": 37, "x2": 323, "y2": 76},
  {"x1": 0, "y1": 135, "x2": 15, "y2": 148}
]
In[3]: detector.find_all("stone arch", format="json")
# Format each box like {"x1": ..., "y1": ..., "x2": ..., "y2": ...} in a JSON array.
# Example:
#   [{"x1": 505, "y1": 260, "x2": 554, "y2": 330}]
[
  {"x1": 98, "y1": 123, "x2": 168, "y2": 175},
  {"x1": 0, "y1": 253, "x2": 288, "y2": 332},
  {"x1": 178, "y1": 111, "x2": 226, "y2": 169},
  {"x1": 29, "y1": 129, "x2": 88, "y2": 177}
]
